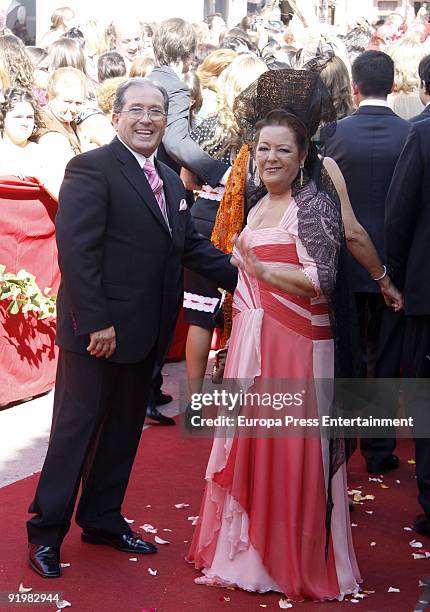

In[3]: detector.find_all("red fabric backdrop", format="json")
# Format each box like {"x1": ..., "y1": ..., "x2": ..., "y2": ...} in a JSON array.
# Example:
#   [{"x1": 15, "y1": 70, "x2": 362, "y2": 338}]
[
  {"x1": 0, "y1": 176, "x2": 191, "y2": 403},
  {"x1": 0, "y1": 177, "x2": 59, "y2": 405}
]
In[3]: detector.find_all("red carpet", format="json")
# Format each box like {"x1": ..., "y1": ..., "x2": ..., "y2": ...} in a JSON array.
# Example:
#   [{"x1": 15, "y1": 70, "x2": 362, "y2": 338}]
[{"x1": 0, "y1": 424, "x2": 426, "y2": 612}]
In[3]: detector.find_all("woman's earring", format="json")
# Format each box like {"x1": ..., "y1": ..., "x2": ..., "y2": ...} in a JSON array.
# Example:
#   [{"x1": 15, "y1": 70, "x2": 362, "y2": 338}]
[
  {"x1": 254, "y1": 164, "x2": 261, "y2": 187},
  {"x1": 299, "y1": 164, "x2": 304, "y2": 187}
]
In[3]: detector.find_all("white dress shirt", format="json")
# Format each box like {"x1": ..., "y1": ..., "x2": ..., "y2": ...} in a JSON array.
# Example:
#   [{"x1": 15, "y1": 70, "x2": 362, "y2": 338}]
[
  {"x1": 117, "y1": 135, "x2": 156, "y2": 168},
  {"x1": 359, "y1": 99, "x2": 390, "y2": 108}
]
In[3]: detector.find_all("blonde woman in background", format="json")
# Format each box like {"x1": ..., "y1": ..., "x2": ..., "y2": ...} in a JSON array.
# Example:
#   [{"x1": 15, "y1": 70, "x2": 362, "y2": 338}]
[
  {"x1": 303, "y1": 49, "x2": 355, "y2": 120},
  {"x1": 386, "y1": 37, "x2": 426, "y2": 119},
  {"x1": 0, "y1": 34, "x2": 35, "y2": 92},
  {"x1": 96, "y1": 76, "x2": 126, "y2": 120},
  {"x1": 39, "y1": 7, "x2": 76, "y2": 50},
  {"x1": 196, "y1": 48, "x2": 237, "y2": 120},
  {"x1": 129, "y1": 55, "x2": 154, "y2": 78},
  {"x1": 81, "y1": 20, "x2": 109, "y2": 64},
  {"x1": 38, "y1": 67, "x2": 88, "y2": 197},
  {"x1": 182, "y1": 53, "x2": 268, "y2": 400}
]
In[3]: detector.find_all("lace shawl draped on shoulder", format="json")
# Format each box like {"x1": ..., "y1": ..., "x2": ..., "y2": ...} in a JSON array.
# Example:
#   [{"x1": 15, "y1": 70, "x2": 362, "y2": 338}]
[{"x1": 294, "y1": 178, "x2": 341, "y2": 302}]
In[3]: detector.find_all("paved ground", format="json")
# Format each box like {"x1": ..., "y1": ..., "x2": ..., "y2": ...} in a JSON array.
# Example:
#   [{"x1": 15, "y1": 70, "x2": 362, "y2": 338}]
[{"x1": 0, "y1": 361, "x2": 186, "y2": 488}]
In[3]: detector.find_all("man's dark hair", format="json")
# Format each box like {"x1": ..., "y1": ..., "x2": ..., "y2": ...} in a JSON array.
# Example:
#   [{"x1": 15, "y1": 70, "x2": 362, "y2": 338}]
[
  {"x1": 98, "y1": 51, "x2": 127, "y2": 83},
  {"x1": 351, "y1": 50, "x2": 394, "y2": 98},
  {"x1": 112, "y1": 77, "x2": 169, "y2": 114},
  {"x1": 152, "y1": 18, "x2": 196, "y2": 67},
  {"x1": 418, "y1": 54, "x2": 430, "y2": 96},
  {"x1": 62, "y1": 27, "x2": 85, "y2": 48}
]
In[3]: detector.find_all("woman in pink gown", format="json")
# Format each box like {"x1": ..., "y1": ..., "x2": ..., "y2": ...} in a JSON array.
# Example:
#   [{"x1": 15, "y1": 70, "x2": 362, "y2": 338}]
[{"x1": 187, "y1": 95, "x2": 402, "y2": 601}]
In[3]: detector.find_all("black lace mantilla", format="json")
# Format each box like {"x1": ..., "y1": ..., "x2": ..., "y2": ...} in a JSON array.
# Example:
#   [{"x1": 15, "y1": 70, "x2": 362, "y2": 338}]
[
  {"x1": 293, "y1": 164, "x2": 360, "y2": 558},
  {"x1": 294, "y1": 178, "x2": 341, "y2": 301}
]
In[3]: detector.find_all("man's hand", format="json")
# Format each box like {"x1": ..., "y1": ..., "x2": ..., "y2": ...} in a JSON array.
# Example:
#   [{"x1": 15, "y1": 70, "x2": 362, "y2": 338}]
[
  {"x1": 379, "y1": 277, "x2": 404, "y2": 312},
  {"x1": 87, "y1": 326, "x2": 116, "y2": 358}
]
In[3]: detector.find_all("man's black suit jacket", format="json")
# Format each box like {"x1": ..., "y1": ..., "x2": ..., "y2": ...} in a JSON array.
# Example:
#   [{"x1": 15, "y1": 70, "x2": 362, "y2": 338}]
[
  {"x1": 55, "y1": 137, "x2": 236, "y2": 363},
  {"x1": 386, "y1": 118, "x2": 430, "y2": 316},
  {"x1": 148, "y1": 65, "x2": 228, "y2": 187},
  {"x1": 323, "y1": 106, "x2": 411, "y2": 292},
  {"x1": 410, "y1": 104, "x2": 430, "y2": 124}
]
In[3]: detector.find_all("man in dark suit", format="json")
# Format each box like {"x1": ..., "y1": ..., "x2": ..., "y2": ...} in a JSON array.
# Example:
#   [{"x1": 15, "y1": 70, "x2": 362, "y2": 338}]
[
  {"x1": 26, "y1": 78, "x2": 237, "y2": 578},
  {"x1": 148, "y1": 18, "x2": 229, "y2": 187},
  {"x1": 324, "y1": 50, "x2": 411, "y2": 474},
  {"x1": 410, "y1": 54, "x2": 430, "y2": 124},
  {"x1": 385, "y1": 117, "x2": 430, "y2": 536}
]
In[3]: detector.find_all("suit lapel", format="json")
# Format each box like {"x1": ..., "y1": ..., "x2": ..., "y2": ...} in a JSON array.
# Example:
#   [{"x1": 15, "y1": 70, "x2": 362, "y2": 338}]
[
  {"x1": 155, "y1": 159, "x2": 179, "y2": 237},
  {"x1": 110, "y1": 138, "x2": 171, "y2": 237}
]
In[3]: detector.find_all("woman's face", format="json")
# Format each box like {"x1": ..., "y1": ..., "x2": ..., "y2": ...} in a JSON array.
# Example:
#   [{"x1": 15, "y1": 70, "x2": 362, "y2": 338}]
[
  {"x1": 3, "y1": 101, "x2": 34, "y2": 146},
  {"x1": 255, "y1": 125, "x2": 305, "y2": 192},
  {"x1": 49, "y1": 79, "x2": 84, "y2": 124}
]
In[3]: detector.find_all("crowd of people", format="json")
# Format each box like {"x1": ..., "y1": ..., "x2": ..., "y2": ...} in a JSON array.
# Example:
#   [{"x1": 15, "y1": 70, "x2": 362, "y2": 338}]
[{"x1": 2, "y1": 0, "x2": 430, "y2": 604}]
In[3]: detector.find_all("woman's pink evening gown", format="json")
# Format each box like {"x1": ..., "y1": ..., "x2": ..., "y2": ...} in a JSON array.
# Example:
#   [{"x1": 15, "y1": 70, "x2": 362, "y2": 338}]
[{"x1": 187, "y1": 199, "x2": 361, "y2": 601}]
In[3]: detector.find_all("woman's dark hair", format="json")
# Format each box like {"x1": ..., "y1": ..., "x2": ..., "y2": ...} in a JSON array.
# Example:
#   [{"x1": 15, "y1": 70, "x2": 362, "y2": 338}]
[
  {"x1": 255, "y1": 108, "x2": 309, "y2": 159},
  {"x1": 0, "y1": 86, "x2": 44, "y2": 137},
  {"x1": 48, "y1": 37, "x2": 87, "y2": 74},
  {"x1": 248, "y1": 109, "x2": 310, "y2": 211},
  {"x1": 62, "y1": 27, "x2": 86, "y2": 48},
  {"x1": 97, "y1": 51, "x2": 126, "y2": 83},
  {"x1": 418, "y1": 54, "x2": 430, "y2": 96},
  {"x1": 351, "y1": 50, "x2": 394, "y2": 97}
]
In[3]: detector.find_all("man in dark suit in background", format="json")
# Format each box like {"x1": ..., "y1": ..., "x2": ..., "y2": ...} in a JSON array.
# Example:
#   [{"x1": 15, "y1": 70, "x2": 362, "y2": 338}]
[
  {"x1": 385, "y1": 117, "x2": 430, "y2": 535},
  {"x1": 324, "y1": 50, "x2": 411, "y2": 474},
  {"x1": 410, "y1": 54, "x2": 430, "y2": 124},
  {"x1": 26, "y1": 78, "x2": 237, "y2": 578}
]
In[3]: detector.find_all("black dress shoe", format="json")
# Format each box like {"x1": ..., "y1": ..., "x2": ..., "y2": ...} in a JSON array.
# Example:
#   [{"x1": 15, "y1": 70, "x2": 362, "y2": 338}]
[
  {"x1": 414, "y1": 514, "x2": 430, "y2": 537},
  {"x1": 146, "y1": 403, "x2": 175, "y2": 426},
  {"x1": 28, "y1": 544, "x2": 61, "y2": 578},
  {"x1": 154, "y1": 391, "x2": 173, "y2": 406},
  {"x1": 81, "y1": 528, "x2": 157, "y2": 553},
  {"x1": 367, "y1": 454, "x2": 399, "y2": 475}
]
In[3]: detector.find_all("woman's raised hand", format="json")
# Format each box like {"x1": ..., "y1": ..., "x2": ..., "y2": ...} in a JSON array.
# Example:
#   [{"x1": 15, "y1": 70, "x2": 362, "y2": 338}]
[{"x1": 231, "y1": 234, "x2": 269, "y2": 281}]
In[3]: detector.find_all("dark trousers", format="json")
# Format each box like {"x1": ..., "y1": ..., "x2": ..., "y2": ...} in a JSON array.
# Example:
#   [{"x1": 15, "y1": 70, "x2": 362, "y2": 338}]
[
  {"x1": 27, "y1": 348, "x2": 155, "y2": 547},
  {"x1": 355, "y1": 293, "x2": 405, "y2": 470},
  {"x1": 403, "y1": 316, "x2": 430, "y2": 517}
]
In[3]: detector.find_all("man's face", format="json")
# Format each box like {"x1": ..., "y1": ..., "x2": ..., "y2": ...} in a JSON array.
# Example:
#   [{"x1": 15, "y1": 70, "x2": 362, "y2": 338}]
[
  {"x1": 112, "y1": 84, "x2": 167, "y2": 157},
  {"x1": 49, "y1": 79, "x2": 85, "y2": 124},
  {"x1": 115, "y1": 23, "x2": 142, "y2": 62}
]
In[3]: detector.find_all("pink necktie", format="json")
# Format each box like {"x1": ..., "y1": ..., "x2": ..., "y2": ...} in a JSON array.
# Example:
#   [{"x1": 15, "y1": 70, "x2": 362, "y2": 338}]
[{"x1": 143, "y1": 160, "x2": 170, "y2": 230}]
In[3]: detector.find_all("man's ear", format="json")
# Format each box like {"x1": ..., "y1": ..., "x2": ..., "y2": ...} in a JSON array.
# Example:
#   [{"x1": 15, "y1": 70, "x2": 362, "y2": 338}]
[
  {"x1": 111, "y1": 113, "x2": 119, "y2": 131},
  {"x1": 351, "y1": 81, "x2": 359, "y2": 96}
]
